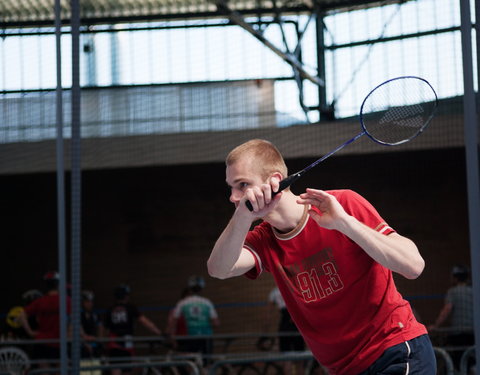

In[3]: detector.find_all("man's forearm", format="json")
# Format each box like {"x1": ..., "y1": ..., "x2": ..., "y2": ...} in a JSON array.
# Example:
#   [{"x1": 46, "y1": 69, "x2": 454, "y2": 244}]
[
  {"x1": 339, "y1": 216, "x2": 424, "y2": 279},
  {"x1": 140, "y1": 316, "x2": 161, "y2": 335},
  {"x1": 19, "y1": 312, "x2": 35, "y2": 337},
  {"x1": 207, "y1": 212, "x2": 252, "y2": 279}
]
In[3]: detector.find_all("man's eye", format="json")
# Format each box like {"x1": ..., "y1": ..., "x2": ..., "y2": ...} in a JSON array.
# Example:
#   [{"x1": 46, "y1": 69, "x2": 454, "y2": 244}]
[{"x1": 239, "y1": 182, "x2": 249, "y2": 189}]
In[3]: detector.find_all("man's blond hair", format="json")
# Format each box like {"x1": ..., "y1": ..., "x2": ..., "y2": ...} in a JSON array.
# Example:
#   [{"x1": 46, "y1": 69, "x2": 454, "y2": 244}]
[{"x1": 226, "y1": 139, "x2": 288, "y2": 180}]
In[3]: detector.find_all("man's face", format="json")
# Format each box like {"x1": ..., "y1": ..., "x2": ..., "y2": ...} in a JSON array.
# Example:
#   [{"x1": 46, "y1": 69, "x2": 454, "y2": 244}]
[{"x1": 226, "y1": 156, "x2": 266, "y2": 207}]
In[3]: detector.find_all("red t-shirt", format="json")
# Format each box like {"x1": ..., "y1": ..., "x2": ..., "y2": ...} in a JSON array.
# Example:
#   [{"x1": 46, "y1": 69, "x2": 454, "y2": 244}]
[
  {"x1": 244, "y1": 190, "x2": 426, "y2": 375},
  {"x1": 168, "y1": 309, "x2": 187, "y2": 336},
  {"x1": 24, "y1": 293, "x2": 71, "y2": 346}
]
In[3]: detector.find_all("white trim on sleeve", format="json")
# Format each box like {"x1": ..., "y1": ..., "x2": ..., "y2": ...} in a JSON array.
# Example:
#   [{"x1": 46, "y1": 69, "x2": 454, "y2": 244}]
[{"x1": 244, "y1": 245, "x2": 263, "y2": 275}]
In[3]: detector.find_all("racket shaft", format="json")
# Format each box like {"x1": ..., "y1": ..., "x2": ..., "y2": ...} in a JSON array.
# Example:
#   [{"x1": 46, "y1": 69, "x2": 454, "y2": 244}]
[
  {"x1": 303, "y1": 132, "x2": 364, "y2": 173},
  {"x1": 244, "y1": 76, "x2": 437, "y2": 212},
  {"x1": 244, "y1": 132, "x2": 364, "y2": 212},
  {"x1": 272, "y1": 173, "x2": 302, "y2": 198}
]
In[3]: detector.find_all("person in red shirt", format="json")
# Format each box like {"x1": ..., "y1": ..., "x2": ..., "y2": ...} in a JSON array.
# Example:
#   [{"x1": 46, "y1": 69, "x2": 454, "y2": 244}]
[
  {"x1": 165, "y1": 287, "x2": 189, "y2": 342},
  {"x1": 19, "y1": 271, "x2": 71, "y2": 370},
  {"x1": 207, "y1": 139, "x2": 436, "y2": 375}
]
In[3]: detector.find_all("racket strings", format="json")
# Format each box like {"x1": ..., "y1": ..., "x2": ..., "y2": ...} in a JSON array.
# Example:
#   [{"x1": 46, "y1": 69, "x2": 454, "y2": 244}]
[
  {"x1": 381, "y1": 104, "x2": 424, "y2": 124},
  {"x1": 246, "y1": 76, "x2": 438, "y2": 206},
  {"x1": 361, "y1": 78, "x2": 437, "y2": 146},
  {"x1": 373, "y1": 104, "x2": 426, "y2": 143}
]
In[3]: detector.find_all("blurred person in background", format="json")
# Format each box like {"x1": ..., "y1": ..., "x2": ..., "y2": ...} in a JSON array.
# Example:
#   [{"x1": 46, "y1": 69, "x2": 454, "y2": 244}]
[
  {"x1": 429, "y1": 264, "x2": 474, "y2": 372},
  {"x1": 4, "y1": 289, "x2": 43, "y2": 340},
  {"x1": 265, "y1": 286, "x2": 305, "y2": 373},
  {"x1": 165, "y1": 287, "x2": 189, "y2": 347},
  {"x1": 170, "y1": 276, "x2": 219, "y2": 368},
  {"x1": 81, "y1": 290, "x2": 104, "y2": 359},
  {"x1": 104, "y1": 284, "x2": 162, "y2": 375},
  {"x1": 19, "y1": 271, "x2": 71, "y2": 371}
]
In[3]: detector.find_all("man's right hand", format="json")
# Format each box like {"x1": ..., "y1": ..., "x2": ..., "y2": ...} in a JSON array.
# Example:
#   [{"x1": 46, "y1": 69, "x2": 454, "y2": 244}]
[{"x1": 242, "y1": 176, "x2": 282, "y2": 215}]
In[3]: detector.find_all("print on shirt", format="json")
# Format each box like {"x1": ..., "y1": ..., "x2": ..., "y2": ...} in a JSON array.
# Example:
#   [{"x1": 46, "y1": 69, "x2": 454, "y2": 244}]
[
  {"x1": 280, "y1": 247, "x2": 344, "y2": 302},
  {"x1": 111, "y1": 307, "x2": 128, "y2": 324}
]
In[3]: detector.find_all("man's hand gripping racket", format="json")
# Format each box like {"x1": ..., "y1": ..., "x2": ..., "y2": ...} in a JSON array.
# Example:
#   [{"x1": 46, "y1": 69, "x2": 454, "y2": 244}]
[{"x1": 246, "y1": 75, "x2": 438, "y2": 211}]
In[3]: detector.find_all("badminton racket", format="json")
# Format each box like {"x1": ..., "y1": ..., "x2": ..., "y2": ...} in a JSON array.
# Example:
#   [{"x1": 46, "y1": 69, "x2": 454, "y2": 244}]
[{"x1": 246, "y1": 75, "x2": 438, "y2": 211}]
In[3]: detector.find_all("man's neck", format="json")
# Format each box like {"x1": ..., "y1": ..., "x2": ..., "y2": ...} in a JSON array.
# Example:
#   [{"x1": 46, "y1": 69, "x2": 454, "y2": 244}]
[{"x1": 265, "y1": 192, "x2": 306, "y2": 233}]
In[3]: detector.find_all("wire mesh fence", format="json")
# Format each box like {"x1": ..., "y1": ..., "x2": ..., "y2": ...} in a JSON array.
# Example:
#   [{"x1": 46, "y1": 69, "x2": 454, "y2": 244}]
[{"x1": 0, "y1": 0, "x2": 477, "y2": 373}]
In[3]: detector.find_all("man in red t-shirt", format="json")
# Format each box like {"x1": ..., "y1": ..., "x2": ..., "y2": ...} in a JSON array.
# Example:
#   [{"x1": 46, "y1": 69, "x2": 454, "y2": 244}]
[
  {"x1": 20, "y1": 271, "x2": 71, "y2": 370},
  {"x1": 207, "y1": 139, "x2": 436, "y2": 375}
]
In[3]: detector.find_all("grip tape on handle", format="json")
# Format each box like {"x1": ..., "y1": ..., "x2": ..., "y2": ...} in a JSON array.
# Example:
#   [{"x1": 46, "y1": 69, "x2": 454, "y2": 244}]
[{"x1": 245, "y1": 173, "x2": 302, "y2": 212}]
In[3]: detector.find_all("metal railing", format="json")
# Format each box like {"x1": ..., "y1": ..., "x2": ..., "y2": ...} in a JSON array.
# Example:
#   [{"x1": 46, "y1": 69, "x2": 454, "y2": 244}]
[
  {"x1": 0, "y1": 334, "x2": 470, "y2": 375},
  {"x1": 433, "y1": 347, "x2": 455, "y2": 375},
  {"x1": 27, "y1": 359, "x2": 200, "y2": 375},
  {"x1": 207, "y1": 351, "x2": 324, "y2": 375},
  {"x1": 459, "y1": 346, "x2": 476, "y2": 375}
]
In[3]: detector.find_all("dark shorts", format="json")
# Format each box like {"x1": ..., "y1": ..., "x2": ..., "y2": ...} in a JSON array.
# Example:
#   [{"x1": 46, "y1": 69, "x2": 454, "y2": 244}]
[{"x1": 358, "y1": 334, "x2": 436, "y2": 375}]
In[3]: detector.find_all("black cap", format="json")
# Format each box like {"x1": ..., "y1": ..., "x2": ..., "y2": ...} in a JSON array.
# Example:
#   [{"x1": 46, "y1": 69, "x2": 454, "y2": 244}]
[
  {"x1": 114, "y1": 284, "x2": 131, "y2": 299},
  {"x1": 188, "y1": 275, "x2": 205, "y2": 291},
  {"x1": 452, "y1": 265, "x2": 469, "y2": 281}
]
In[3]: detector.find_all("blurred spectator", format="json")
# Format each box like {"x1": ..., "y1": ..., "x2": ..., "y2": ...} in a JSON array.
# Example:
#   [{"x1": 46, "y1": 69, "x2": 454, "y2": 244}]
[
  {"x1": 80, "y1": 290, "x2": 103, "y2": 375},
  {"x1": 267, "y1": 287, "x2": 305, "y2": 373},
  {"x1": 165, "y1": 287, "x2": 189, "y2": 346},
  {"x1": 429, "y1": 264, "x2": 474, "y2": 371},
  {"x1": 104, "y1": 284, "x2": 162, "y2": 375},
  {"x1": 19, "y1": 271, "x2": 71, "y2": 370},
  {"x1": 267, "y1": 287, "x2": 305, "y2": 350},
  {"x1": 3, "y1": 289, "x2": 43, "y2": 340},
  {"x1": 170, "y1": 276, "x2": 219, "y2": 364},
  {"x1": 81, "y1": 290, "x2": 104, "y2": 358}
]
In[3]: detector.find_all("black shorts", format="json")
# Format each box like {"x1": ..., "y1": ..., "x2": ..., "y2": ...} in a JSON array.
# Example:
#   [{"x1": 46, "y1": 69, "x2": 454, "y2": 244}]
[{"x1": 357, "y1": 334, "x2": 436, "y2": 375}]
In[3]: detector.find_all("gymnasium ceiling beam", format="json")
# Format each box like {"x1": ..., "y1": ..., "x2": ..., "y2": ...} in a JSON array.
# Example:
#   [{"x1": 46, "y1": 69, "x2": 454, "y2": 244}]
[{"x1": 0, "y1": 0, "x2": 407, "y2": 28}]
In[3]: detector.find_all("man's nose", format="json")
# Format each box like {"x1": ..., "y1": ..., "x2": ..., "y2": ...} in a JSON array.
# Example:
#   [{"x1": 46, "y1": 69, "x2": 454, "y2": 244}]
[{"x1": 229, "y1": 190, "x2": 241, "y2": 204}]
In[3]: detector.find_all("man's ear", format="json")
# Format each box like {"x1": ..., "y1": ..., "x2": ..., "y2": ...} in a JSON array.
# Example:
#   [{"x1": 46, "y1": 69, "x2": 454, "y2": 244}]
[
  {"x1": 271, "y1": 171, "x2": 284, "y2": 181},
  {"x1": 269, "y1": 171, "x2": 284, "y2": 186}
]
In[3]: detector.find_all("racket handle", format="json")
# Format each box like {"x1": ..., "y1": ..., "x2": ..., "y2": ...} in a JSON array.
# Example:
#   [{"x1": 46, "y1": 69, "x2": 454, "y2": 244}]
[
  {"x1": 245, "y1": 173, "x2": 302, "y2": 212},
  {"x1": 245, "y1": 200, "x2": 255, "y2": 212}
]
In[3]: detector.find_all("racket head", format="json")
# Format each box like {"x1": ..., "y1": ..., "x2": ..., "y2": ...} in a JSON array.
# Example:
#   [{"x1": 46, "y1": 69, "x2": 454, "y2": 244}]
[{"x1": 359, "y1": 76, "x2": 438, "y2": 146}]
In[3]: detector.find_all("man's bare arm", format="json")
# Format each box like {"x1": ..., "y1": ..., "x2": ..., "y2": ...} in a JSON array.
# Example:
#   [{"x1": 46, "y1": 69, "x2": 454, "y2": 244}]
[
  {"x1": 207, "y1": 212, "x2": 256, "y2": 279},
  {"x1": 298, "y1": 189, "x2": 424, "y2": 279}
]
